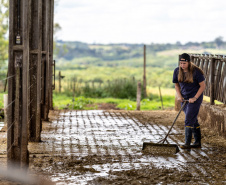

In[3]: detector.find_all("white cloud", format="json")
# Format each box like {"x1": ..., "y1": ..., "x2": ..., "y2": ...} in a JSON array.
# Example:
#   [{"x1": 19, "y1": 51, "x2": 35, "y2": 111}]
[{"x1": 54, "y1": 0, "x2": 226, "y2": 44}]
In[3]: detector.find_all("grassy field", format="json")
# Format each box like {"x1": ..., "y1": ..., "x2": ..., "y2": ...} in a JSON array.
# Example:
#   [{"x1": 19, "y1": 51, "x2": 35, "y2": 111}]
[
  {"x1": 53, "y1": 87, "x2": 176, "y2": 111},
  {"x1": 54, "y1": 48, "x2": 226, "y2": 91},
  {"x1": 1, "y1": 48, "x2": 225, "y2": 111}
]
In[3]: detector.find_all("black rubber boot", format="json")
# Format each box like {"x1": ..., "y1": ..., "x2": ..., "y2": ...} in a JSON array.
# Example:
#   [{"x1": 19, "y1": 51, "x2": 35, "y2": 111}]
[
  {"x1": 180, "y1": 127, "x2": 192, "y2": 149},
  {"x1": 191, "y1": 127, "x2": 201, "y2": 148}
]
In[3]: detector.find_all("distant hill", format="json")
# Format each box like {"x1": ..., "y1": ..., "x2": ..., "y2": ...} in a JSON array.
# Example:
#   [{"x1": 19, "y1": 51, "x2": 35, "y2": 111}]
[
  {"x1": 55, "y1": 40, "x2": 219, "y2": 61},
  {"x1": 52, "y1": 39, "x2": 226, "y2": 88},
  {"x1": 53, "y1": 38, "x2": 226, "y2": 71}
]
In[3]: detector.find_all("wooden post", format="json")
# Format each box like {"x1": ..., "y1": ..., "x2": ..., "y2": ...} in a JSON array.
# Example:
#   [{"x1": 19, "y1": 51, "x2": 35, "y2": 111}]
[
  {"x1": 21, "y1": 0, "x2": 30, "y2": 169},
  {"x1": 49, "y1": 0, "x2": 54, "y2": 110},
  {"x1": 7, "y1": 0, "x2": 30, "y2": 169},
  {"x1": 59, "y1": 71, "x2": 61, "y2": 93},
  {"x1": 159, "y1": 86, "x2": 163, "y2": 110},
  {"x1": 7, "y1": 0, "x2": 54, "y2": 168},
  {"x1": 210, "y1": 57, "x2": 215, "y2": 105},
  {"x1": 136, "y1": 81, "x2": 141, "y2": 110},
  {"x1": 143, "y1": 45, "x2": 147, "y2": 98},
  {"x1": 41, "y1": 0, "x2": 51, "y2": 121},
  {"x1": 72, "y1": 78, "x2": 76, "y2": 109}
]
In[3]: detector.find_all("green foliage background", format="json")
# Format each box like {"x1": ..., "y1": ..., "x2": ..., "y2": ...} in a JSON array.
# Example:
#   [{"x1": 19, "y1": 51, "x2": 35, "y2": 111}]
[
  {"x1": 0, "y1": 0, "x2": 8, "y2": 79},
  {"x1": 0, "y1": 1, "x2": 225, "y2": 110}
]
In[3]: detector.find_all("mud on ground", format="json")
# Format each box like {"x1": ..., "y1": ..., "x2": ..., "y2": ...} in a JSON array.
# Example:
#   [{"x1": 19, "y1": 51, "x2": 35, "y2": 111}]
[{"x1": 0, "y1": 108, "x2": 225, "y2": 184}]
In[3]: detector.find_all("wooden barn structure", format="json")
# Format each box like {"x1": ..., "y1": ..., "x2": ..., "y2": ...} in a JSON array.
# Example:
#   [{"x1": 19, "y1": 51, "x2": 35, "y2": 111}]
[
  {"x1": 7, "y1": 0, "x2": 55, "y2": 168},
  {"x1": 6, "y1": 0, "x2": 226, "y2": 170}
]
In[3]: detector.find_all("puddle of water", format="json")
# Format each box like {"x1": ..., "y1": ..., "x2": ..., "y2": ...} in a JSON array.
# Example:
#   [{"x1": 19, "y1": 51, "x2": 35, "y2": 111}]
[{"x1": 31, "y1": 110, "x2": 224, "y2": 184}]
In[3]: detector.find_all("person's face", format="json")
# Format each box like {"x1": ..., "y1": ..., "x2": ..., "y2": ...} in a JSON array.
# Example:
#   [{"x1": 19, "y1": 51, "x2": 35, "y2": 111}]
[{"x1": 180, "y1": 60, "x2": 189, "y2": 71}]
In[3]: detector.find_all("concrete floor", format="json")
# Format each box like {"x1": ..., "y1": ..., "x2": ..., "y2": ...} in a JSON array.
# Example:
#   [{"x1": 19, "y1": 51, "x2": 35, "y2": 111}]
[{"x1": 0, "y1": 110, "x2": 225, "y2": 184}]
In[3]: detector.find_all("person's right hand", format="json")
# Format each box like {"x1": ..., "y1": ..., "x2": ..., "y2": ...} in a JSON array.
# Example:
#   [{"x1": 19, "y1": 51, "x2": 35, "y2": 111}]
[{"x1": 177, "y1": 96, "x2": 183, "y2": 102}]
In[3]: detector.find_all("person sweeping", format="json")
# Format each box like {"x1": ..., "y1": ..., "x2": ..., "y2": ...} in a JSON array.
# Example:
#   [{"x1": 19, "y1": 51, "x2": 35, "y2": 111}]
[{"x1": 173, "y1": 53, "x2": 206, "y2": 149}]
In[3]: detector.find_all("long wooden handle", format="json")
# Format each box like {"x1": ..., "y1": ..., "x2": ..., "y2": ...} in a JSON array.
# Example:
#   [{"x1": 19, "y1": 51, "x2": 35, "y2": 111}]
[{"x1": 161, "y1": 101, "x2": 187, "y2": 144}]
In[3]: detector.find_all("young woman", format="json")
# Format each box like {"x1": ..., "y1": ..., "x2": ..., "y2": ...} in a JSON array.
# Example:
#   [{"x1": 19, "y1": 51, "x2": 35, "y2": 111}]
[{"x1": 173, "y1": 53, "x2": 206, "y2": 149}]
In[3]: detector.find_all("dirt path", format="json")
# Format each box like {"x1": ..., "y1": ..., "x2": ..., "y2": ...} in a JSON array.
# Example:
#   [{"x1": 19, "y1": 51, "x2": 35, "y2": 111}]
[{"x1": 0, "y1": 109, "x2": 225, "y2": 184}]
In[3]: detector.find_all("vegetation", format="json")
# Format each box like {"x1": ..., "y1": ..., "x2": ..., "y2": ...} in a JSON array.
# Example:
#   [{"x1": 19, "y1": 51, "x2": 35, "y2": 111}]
[
  {"x1": 0, "y1": 0, "x2": 8, "y2": 79},
  {"x1": 0, "y1": 2, "x2": 225, "y2": 110},
  {"x1": 53, "y1": 87, "x2": 176, "y2": 111},
  {"x1": 0, "y1": 92, "x2": 3, "y2": 109}
]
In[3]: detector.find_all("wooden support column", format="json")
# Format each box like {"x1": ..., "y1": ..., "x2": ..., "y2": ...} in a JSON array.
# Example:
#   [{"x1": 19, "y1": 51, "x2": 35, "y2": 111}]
[
  {"x1": 7, "y1": 0, "x2": 55, "y2": 168},
  {"x1": 36, "y1": 0, "x2": 43, "y2": 141},
  {"x1": 28, "y1": 0, "x2": 42, "y2": 142},
  {"x1": 41, "y1": 0, "x2": 50, "y2": 121},
  {"x1": 8, "y1": 0, "x2": 30, "y2": 168},
  {"x1": 49, "y1": 0, "x2": 54, "y2": 110}
]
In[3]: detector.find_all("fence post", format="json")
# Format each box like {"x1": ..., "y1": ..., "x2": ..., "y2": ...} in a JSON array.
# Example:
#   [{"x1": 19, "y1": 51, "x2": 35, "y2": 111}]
[
  {"x1": 143, "y1": 45, "x2": 147, "y2": 98},
  {"x1": 59, "y1": 71, "x2": 61, "y2": 93},
  {"x1": 210, "y1": 57, "x2": 215, "y2": 105},
  {"x1": 136, "y1": 81, "x2": 141, "y2": 110},
  {"x1": 159, "y1": 86, "x2": 163, "y2": 110}
]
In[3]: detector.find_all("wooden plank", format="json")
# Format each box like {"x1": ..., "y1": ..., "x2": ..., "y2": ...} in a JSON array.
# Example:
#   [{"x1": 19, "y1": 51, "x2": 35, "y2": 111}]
[
  {"x1": 43, "y1": 0, "x2": 50, "y2": 120},
  {"x1": 196, "y1": 57, "x2": 200, "y2": 67},
  {"x1": 200, "y1": 57, "x2": 204, "y2": 69},
  {"x1": 223, "y1": 62, "x2": 226, "y2": 104},
  {"x1": 41, "y1": 56, "x2": 46, "y2": 120},
  {"x1": 204, "y1": 58, "x2": 210, "y2": 96},
  {"x1": 210, "y1": 57, "x2": 215, "y2": 105},
  {"x1": 218, "y1": 62, "x2": 225, "y2": 102},
  {"x1": 35, "y1": 0, "x2": 43, "y2": 142},
  {"x1": 214, "y1": 60, "x2": 221, "y2": 100},
  {"x1": 206, "y1": 59, "x2": 211, "y2": 96},
  {"x1": 7, "y1": 0, "x2": 15, "y2": 165},
  {"x1": 20, "y1": 0, "x2": 30, "y2": 168},
  {"x1": 14, "y1": 63, "x2": 20, "y2": 147},
  {"x1": 49, "y1": 0, "x2": 54, "y2": 110}
]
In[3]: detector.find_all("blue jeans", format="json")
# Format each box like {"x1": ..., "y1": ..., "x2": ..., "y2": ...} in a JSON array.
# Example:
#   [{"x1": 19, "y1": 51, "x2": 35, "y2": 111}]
[
  {"x1": 182, "y1": 94, "x2": 203, "y2": 145},
  {"x1": 182, "y1": 94, "x2": 203, "y2": 128}
]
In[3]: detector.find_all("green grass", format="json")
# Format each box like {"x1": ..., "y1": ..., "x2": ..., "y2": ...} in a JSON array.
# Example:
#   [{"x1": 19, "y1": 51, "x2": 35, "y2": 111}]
[
  {"x1": 53, "y1": 87, "x2": 176, "y2": 111},
  {"x1": 0, "y1": 93, "x2": 4, "y2": 109}
]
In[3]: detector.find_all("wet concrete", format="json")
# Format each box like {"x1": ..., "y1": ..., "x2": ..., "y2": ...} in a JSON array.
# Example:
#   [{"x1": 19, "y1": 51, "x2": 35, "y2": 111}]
[
  {"x1": 0, "y1": 110, "x2": 226, "y2": 184},
  {"x1": 30, "y1": 110, "x2": 226, "y2": 184}
]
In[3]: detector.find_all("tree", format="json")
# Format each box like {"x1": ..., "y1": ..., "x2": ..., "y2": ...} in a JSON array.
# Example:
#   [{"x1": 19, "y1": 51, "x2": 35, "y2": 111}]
[
  {"x1": 0, "y1": 0, "x2": 9, "y2": 68},
  {"x1": 214, "y1": 36, "x2": 223, "y2": 48}
]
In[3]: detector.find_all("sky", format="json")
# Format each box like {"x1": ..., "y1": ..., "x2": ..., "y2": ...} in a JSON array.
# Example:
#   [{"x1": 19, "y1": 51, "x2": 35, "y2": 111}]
[{"x1": 54, "y1": 0, "x2": 226, "y2": 44}]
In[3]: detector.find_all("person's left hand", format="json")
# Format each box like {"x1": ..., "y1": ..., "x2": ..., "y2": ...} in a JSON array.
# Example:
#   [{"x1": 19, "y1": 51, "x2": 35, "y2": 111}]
[{"x1": 189, "y1": 97, "x2": 196, "y2": 103}]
